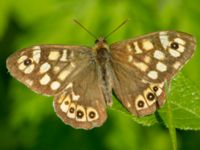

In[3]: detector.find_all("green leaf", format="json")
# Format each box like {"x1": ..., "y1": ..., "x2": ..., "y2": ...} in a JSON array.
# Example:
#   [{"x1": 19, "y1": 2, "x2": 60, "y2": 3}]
[{"x1": 111, "y1": 72, "x2": 200, "y2": 130}]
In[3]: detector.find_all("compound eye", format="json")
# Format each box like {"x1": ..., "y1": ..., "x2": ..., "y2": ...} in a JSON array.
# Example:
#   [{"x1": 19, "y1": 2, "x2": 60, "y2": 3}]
[{"x1": 95, "y1": 39, "x2": 99, "y2": 44}]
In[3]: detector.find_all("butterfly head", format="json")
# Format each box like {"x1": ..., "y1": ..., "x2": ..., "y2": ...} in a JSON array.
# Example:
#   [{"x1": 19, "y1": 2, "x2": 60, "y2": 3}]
[
  {"x1": 95, "y1": 37, "x2": 107, "y2": 44},
  {"x1": 94, "y1": 37, "x2": 109, "y2": 50}
]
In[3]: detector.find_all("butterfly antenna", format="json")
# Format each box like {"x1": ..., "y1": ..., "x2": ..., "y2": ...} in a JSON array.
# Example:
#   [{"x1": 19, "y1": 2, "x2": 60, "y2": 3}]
[
  {"x1": 73, "y1": 19, "x2": 97, "y2": 40},
  {"x1": 105, "y1": 19, "x2": 130, "y2": 39}
]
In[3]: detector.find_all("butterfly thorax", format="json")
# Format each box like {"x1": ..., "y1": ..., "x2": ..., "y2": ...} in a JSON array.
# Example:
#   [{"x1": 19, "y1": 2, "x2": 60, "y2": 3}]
[{"x1": 94, "y1": 37, "x2": 113, "y2": 106}]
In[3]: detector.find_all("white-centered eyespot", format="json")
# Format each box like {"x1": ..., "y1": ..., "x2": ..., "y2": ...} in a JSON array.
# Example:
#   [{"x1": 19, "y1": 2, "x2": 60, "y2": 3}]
[
  {"x1": 135, "y1": 95, "x2": 148, "y2": 110},
  {"x1": 76, "y1": 105, "x2": 86, "y2": 122},
  {"x1": 67, "y1": 103, "x2": 76, "y2": 119},
  {"x1": 87, "y1": 107, "x2": 99, "y2": 121}
]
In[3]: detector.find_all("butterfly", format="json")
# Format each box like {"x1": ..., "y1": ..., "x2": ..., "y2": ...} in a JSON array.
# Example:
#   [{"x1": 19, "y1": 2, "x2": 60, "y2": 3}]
[{"x1": 6, "y1": 21, "x2": 196, "y2": 129}]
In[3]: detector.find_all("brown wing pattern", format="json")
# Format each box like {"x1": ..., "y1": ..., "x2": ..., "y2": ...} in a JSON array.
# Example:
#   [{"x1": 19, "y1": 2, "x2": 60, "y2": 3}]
[
  {"x1": 111, "y1": 31, "x2": 196, "y2": 116},
  {"x1": 53, "y1": 63, "x2": 107, "y2": 129},
  {"x1": 6, "y1": 45, "x2": 93, "y2": 96}
]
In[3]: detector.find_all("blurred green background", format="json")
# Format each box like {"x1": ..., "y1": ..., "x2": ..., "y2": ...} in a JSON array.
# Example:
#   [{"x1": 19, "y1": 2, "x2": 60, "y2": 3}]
[{"x1": 1, "y1": 0, "x2": 200, "y2": 150}]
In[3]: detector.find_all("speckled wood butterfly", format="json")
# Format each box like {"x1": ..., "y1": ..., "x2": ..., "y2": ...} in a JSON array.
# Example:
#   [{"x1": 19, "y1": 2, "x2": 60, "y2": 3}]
[{"x1": 6, "y1": 20, "x2": 196, "y2": 129}]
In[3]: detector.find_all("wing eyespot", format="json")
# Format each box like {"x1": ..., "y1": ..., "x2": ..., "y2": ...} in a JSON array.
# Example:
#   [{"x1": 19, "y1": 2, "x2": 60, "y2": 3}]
[
  {"x1": 137, "y1": 100, "x2": 145, "y2": 108},
  {"x1": 76, "y1": 110, "x2": 84, "y2": 119},
  {"x1": 23, "y1": 58, "x2": 32, "y2": 66},
  {"x1": 170, "y1": 42, "x2": 179, "y2": 49},
  {"x1": 153, "y1": 86, "x2": 158, "y2": 92},
  {"x1": 146, "y1": 92, "x2": 155, "y2": 101},
  {"x1": 69, "y1": 107, "x2": 75, "y2": 113},
  {"x1": 89, "y1": 111, "x2": 96, "y2": 119}
]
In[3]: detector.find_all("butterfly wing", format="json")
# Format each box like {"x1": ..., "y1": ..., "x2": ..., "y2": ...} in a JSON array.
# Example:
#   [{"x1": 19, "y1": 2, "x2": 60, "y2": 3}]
[
  {"x1": 53, "y1": 63, "x2": 107, "y2": 129},
  {"x1": 6, "y1": 45, "x2": 93, "y2": 96},
  {"x1": 111, "y1": 31, "x2": 196, "y2": 116}
]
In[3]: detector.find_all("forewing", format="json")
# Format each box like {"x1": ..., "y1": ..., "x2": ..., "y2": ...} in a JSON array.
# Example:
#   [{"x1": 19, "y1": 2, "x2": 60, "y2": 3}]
[
  {"x1": 6, "y1": 45, "x2": 93, "y2": 96},
  {"x1": 111, "y1": 31, "x2": 196, "y2": 116},
  {"x1": 53, "y1": 64, "x2": 107, "y2": 129}
]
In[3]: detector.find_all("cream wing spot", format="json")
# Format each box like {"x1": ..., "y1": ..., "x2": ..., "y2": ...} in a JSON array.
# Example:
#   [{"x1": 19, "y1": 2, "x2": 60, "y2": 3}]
[
  {"x1": 127, "y1": 102, "x2": 131, "y2": 108},
  {"x1": 144, "y1": 56, "x2": 151, "y2": 63},
  {"x1": 70, "y1": 62, "x2": 76, "y2": 68},
  {"x1": 50, "y1": 81, "x2": 61, "y2": 90},
  {"x1": 17, "y1": 55, "x2": 28, "y2": 64},
  {"x1": 160, "y1": 31, "x2": 168, "y2": 35},
  {"x1": 154, "y1": 50, "x2": 165, "y2": 60},
  {"x1": 150, "y1": 84, "x2": 163, "y2": 96},
  {"x1": 65, "y1": 82, "x2": 73, "y2": 89},
  {"x1": 60, "y1": 49, "x2": 68, "y2": 62},
  {"x1": 48, "y1": 51, "x2": 60, "y2": 61},
  {"x1": 177, "y1": 45, "x2": 185, "y2": 53},
  {"x1": 25, "y1": 79, "x2": 33, "y2": 86},
  {"x1": 158, "y1": 82, "x2": 164, "y2": 88},
  {"x1": 156, "y1": 62, "x2": 167, "y2": 72},
  {"x1": 128, "y1": 55, "x2": 133, "y2": 62},
  {"x1": 71, "y1": 91, "x2": 80, "y2": 101},
  {"x1": 53, "y1": 66, "x2": 61, "y2": 74},
  {"x1": 33, "y1": 46, "x2": 41, "y2": 50},
  {"x1": 142, "y1": 40, "x2": 154, "y2": 51},
  {"x1": 126, "y1": 44, "x2": 133, "y2": 52},
  {"x1": 39, "y1": 62, "x2": 51, "y2": 74},
  {"x1": 133, "y1": 42, "x2": 143, "y2": 54},
  {"x1": 147, "y1": 70, "x2": 158, "y2": 80},
  {"x1": 58, "y1": 94, "x2": 65, "y2": 104},
  {"x1": 133, "y1": 61, "x2": 148, "y2": 72},
  {"x1": 152, "y1": 84, "x2": 163, "y2": 97},
  {"x1": 174, "y1": 38, "x2": 186, "y2": 45},
  {"x1": 169, "y1": 49, "x2": 181, "y2": 57},
  {"x1": 18, "y1": 63, "x2": 26, "y2": 70},
  {"x1": 40, "y1": 74, "x2": 51, "y2": 85},
  {"x1": 60, "y1": 95, "x2": 71, "y2": 113},
  {"x1": 58, "y1": 63, "x2": 75, "y2": 81},
  {"x1": 58, "y1": 70, "x2": 71, "y2": 81},
  {"x1": 159, "y1": 32, "x2": 169, "y2": 49},
  {"x1": 32, "y1": 46, "x2": 41, "y2": 63},
  {"x1": 24, "y1": 64, "x2": 35, "y2": 74},
  {"x1": 173, "y1": 61, "x2": 181, "y2": 69},
  {"x1": 156, "y1": 88, "x2": 162, "y2": 96}
]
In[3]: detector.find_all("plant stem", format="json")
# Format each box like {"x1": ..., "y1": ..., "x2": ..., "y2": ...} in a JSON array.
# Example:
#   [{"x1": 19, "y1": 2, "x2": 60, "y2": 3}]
[
  {"x1": 167, "y1": 99, "x2": 177, "y2": 150},
  {"x1": 165, "y1": 81, "x2": 177, "y2": 150}
]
